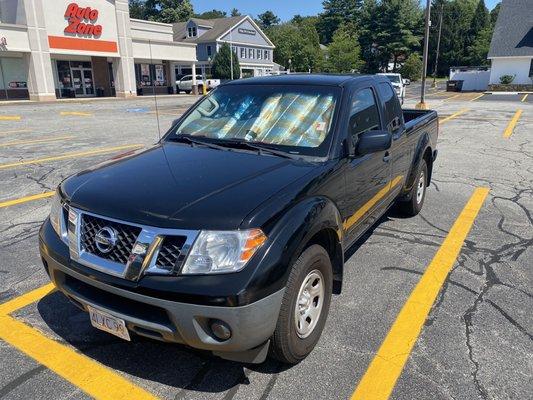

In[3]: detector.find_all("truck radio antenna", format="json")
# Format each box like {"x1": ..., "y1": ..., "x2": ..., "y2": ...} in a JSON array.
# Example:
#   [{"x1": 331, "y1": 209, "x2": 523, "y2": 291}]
[{"x1": 149, "y1": 39, "x2": 162, "y2": 141}]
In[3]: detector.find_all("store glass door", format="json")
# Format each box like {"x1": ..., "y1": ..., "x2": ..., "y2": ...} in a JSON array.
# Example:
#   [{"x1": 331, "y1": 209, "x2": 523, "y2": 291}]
[{"x1": 71, "y1": 68, "x2": 94, "y2": 96}]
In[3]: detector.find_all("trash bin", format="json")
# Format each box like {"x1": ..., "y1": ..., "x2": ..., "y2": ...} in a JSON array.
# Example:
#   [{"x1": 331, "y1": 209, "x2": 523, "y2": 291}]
[{"x1": 446, "y1": 80, "x2": 464, "y2": 92}]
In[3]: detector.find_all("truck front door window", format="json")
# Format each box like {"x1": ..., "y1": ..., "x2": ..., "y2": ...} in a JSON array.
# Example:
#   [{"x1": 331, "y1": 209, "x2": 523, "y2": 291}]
[{"x1": 349, "y1": 88, "x2": 381, "y2": 143}]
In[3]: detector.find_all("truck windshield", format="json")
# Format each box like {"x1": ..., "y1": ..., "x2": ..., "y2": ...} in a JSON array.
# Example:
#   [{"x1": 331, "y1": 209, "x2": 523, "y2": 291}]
[
  {"x1": 167, "y1": 85, "x2": 340, "y2": 157},
  {"x1": 384, "y1": 75, "x2": 400, "y2": 83}
]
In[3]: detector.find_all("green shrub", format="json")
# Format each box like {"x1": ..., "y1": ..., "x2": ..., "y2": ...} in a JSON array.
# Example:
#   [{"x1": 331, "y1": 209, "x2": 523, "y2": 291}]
[
  {"x1": 399, "y1": 54, "x2": 423, "y2": 81},
  {"x1": 499, "y1": 74, "x2": 515, "y2": 84}
]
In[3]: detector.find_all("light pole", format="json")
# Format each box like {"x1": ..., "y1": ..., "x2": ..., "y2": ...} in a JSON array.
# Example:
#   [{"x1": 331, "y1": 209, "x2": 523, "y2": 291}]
[
  {"x1": 432, "y1": 4, "x2": 444, "y2": 88},
  {"x1": 416, "y1": 0, "x2": 431, "y2": 110}
]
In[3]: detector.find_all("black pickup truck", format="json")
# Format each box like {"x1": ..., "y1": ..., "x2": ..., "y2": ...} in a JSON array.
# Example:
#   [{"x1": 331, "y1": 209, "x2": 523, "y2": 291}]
[{"x1": 40, "y1": 74, "x2": 438, "y2": 364}]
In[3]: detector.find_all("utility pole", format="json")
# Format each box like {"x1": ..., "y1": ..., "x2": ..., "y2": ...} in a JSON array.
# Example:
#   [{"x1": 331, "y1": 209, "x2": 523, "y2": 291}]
[
  {"x1": 432, "y1": 4, "x2": 444, "y2": 88},
  {"x1": 416, "y1": 0, "x2": 431, "y2": 110}
]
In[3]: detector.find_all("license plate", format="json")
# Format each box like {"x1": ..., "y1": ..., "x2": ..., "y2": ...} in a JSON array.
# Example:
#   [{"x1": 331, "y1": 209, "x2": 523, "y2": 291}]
[{"x1": 88, "y1": 306, "x2": 131, "y2": 341}]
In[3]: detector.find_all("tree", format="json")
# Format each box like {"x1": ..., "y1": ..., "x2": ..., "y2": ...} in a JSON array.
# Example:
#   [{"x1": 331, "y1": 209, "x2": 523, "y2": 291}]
[
  {"x1": 194, "y1": 9, "x2": 226, "y2": 19},
  {"x1": 490, "y1": 3, "x2": 501, "y2": 26},
  {"x1": 467, "y1": 0, "x2": 490, "y2": 50},
  {"x1": 257, "y1": 11, "x2": 280, "y2": 29},
  {"x1": 212, "y1": 43, "x2": 240, "y2": 79},
  {"x1": 466, "y1": 25, "x2": 492, "y2": 65},
  {"x1": 266, "y1": 22, "x2": 324, "y2": 72},
  {"x1": 129, "y1": 0, "x2": 146, "y2": 19},
  {"x1": 326, "y1": 25, "x2": 363, "y2": 73},
  {"x1": 368, "y1": 0, "x2": 423, "y2": 72},
  {"x1": 317, "y1": 0, "x2": 363, "y2": 44},
  {"x1": 358, "y1": 0, "x2": 383, "y2": 73},
  {"x1": 400, "y1": 53, "x2": 423, "y2": 80},
  {"x1": 230, "y1": 8, "x2": 241, "y2": 17},
  {"x1": 138, "y1": 0, "x2": 193, "y2": 23}
]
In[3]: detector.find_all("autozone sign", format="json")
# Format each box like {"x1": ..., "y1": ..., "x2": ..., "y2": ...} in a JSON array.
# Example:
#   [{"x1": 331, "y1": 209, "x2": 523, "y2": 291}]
[{"x1": 64, "y1": 3, "x2": 103, "y2": 37}]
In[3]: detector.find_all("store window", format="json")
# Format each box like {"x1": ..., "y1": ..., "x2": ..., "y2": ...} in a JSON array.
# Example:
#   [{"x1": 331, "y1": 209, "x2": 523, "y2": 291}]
[
  {"x1": 135, "y1": 63, "x2": 167, "y2": 87},
  {"x1": 0, "y1": 0, "x2": 26, "y2": 24},
  {"x1": 0, "y1": 57, "x2": 29, "y2": 99}
]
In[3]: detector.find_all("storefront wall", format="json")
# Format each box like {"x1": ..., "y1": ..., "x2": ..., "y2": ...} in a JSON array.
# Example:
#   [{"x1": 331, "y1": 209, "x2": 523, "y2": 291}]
[{"x1": 0, "y1": 0, "x2": 197, "y2": 101}]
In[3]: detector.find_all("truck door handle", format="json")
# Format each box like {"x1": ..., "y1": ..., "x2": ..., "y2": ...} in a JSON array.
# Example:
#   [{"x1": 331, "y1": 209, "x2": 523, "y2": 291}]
[{"x1": 383, "y1": 152, "x2": 391, "y2": 162}]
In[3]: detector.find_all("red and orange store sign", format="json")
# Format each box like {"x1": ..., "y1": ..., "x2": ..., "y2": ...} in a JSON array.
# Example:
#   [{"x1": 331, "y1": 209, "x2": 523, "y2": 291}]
[{"x1": 48, "y1": 2, "x2": 118, "y2": 53}]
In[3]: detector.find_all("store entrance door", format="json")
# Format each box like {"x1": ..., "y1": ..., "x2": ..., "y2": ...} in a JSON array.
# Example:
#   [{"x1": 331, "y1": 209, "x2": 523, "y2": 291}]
[{"x1": 71, "y1": 67, "x2": 95, "y2": 96}]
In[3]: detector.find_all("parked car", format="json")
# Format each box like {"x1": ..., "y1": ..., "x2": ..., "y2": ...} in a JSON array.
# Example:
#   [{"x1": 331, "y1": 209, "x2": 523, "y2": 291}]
[
  {"x1": 40, "y1": 74, "x2": 438, "y2": 364},
  {"x1": 377, "y1": 73, "x2": 410, "y2": 104},
  {"x1": 176, "y1": 75, "x2": 220, "y2": 94}
]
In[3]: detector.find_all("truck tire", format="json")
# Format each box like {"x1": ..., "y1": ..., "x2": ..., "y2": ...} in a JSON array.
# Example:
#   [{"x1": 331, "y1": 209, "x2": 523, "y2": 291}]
[
  {"x1": 397, "y1": 159, "x2": 428, "y2": 216},
  {"x1": 270, "y1": 244, "x2": 332, "y2": 364},
  {"x1": 185, "y1": 90, "x2": 191, "y2": 94}
]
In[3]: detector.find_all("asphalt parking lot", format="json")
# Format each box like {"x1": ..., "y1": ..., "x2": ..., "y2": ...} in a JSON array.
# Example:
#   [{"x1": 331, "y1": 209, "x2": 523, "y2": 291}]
[{"x1": 0, "y1": 88, "x2": 532, "y2": 400}]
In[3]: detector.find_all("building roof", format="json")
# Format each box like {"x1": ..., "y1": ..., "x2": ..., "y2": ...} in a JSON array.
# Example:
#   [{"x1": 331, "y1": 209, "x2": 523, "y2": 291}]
[
  {"x1": 173, "y1": 16, "x2": 246, "y2": 43},
  {"x1": 488, "y1": 0, "x2": 533, "y2": 58}
]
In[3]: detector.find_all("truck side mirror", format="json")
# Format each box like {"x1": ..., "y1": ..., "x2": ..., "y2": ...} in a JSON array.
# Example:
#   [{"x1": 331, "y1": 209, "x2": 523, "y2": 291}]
[
  {"x1": 355, "y1": 129, "x2": 392, "y2": 156},
  {"x1": 403, "y1": 79, "x2": 411, "y2": 85}
]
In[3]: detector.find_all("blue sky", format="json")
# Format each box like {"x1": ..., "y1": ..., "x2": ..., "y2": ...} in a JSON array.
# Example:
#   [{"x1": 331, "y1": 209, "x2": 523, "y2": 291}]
[{"x1": 191, "y1": 1, "x2": 500, "y2": 22}]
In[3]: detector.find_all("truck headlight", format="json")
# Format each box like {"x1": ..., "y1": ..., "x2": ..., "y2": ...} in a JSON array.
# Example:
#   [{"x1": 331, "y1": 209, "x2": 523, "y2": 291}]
[
  {"x1": 182, "y1": 229, "x2": 267, "y2": 274},
  {"x1": 50, "y1": 192, "x2": 63, "y2": 237}
]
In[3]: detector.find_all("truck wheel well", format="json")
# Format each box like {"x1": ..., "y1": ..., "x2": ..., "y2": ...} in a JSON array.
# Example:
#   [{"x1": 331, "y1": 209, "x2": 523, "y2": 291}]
[
  {"x1": 423, "y1": 147, "x2": 433, "y2": 185},
  {"x1": 305, "y1": 228, "x2": 343, "y2": 295}
]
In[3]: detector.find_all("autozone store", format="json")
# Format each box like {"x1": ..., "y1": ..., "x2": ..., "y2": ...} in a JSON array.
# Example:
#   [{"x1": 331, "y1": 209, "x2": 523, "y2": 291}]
[{"x1": 0, "y1": 0, "x2": 197, "y2": 101}]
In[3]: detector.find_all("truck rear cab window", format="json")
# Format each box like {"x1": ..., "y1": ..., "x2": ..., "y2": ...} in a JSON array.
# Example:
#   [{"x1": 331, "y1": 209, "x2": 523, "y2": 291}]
[
  {"x1": 378, "y1": 82, "x2": 403, "y2": 132},
  {"x1": 349, "y1": 88, "x2": 381, "y2": 140}
]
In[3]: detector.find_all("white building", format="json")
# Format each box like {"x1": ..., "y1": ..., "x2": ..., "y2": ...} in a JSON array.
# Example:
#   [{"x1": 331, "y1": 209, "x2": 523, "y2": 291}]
[
  {"x1": 488, "y1": 0, "x2": 533, "y2": 88},
  {"x1": 0, "y1": 0, "x2": 197, "y2": 101}
]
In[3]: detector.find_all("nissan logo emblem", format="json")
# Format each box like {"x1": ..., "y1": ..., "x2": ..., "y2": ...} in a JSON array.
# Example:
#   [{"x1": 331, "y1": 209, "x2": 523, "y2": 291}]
[{"x1": 94, "y1": 226, "x2": 118, "y2": 253}]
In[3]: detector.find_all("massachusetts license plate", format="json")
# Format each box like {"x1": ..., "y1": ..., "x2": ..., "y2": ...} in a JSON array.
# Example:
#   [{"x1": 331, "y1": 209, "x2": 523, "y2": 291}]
[{"x1": 88, "y1": 306, "x2": 131, "y2": 341}]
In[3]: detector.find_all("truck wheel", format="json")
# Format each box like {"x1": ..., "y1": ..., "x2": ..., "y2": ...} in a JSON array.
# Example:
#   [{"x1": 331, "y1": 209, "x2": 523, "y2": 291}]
[
  {"x1": 397, "y1": 159, "x2": 428, "y2": 216},
  {"x1": 270, "y1": 244, "x2": 332, "y2": 364}
]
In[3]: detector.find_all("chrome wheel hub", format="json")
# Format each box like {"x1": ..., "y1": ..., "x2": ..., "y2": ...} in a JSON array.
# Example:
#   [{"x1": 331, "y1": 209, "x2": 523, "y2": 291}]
[
  {"x1": 416, "y1": 171, "x2": 425, "y2": 204},
  {"x1": 294, "y1": 269, "x2": 325, "y2": 339}
]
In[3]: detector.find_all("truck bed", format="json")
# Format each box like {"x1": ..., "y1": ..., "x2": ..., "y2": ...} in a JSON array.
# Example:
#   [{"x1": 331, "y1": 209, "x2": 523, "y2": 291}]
[{"x1": 403, "y1": 109, "x2": 438, "y2": 135}]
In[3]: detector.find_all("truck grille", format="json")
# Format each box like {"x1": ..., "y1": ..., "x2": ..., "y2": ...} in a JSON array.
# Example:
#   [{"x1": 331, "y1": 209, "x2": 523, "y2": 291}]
[
  {"x1": 80, "y1": 214, "x2": 141, "y2": 265},
  {"x1": 154, "y1": 236, "x2": 187, "y2": 271}
]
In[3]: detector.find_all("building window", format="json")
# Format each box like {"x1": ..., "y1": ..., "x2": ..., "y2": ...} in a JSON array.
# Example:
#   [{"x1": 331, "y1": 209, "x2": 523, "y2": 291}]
[
  {"x1": 188, "y1": 26, "x2": 197, "y2": 37},
  {"x1": 257, "y1": 49, "x2": 262, "y2": 60},
  {"x1": 264, "y1": 50, "x2": 270, "y2": 60},
  {"x1": 240, "y1": 47, "x2": 246, "y2": 58},
  {"x1": 231, "y1": 45, "x2": 238, "y2": 54},
  {"x1": 248, "y1": 48, "x2": 254, "y2": 59},
  {"x1": 529, "y1": 59, "x2": 533, "y2": 77},
  {"x1": 207, "y1": 45, "x2": 212, "y2": 57}
]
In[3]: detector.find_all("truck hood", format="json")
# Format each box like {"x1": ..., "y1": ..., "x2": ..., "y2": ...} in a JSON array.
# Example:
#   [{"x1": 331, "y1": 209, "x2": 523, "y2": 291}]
[{"x1": 62, "y1": 143, "x2": 317, "y2": 230}]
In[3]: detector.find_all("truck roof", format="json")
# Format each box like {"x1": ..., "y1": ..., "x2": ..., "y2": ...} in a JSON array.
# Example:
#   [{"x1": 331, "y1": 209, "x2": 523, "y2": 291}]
[{"x1": 225, "y1": 74, "x2": 388, "y2": 87}]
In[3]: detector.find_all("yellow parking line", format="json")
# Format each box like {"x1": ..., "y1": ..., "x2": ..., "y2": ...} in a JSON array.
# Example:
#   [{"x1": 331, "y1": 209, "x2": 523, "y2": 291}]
[
  {"x1": 439, "y1": 108, "x2": 469, "y2": 124},
  {"x1": 443, "y1": 93, "x2": 460, "y2": 101},
  {"x1": 503, "y1": 109, "x2": 523, "y2": 138},
  {"x1": 0, "y1": 191, "x2": 55, "y2": 209},
  {"x1": 0, "y1": 282, "x2": 159, "y2": 400},
  {"x1": 0, "y1": 144, "x2": 143, "y2": 170},
  {"x1": 470, "y1": 93, "x2": 485, "y2": 102},
  {"x1": 0, "y1": 283, "x2": 56, "y2": 316},
  {"x1": 60, "y1": 111, "x2": 93, "y2": 117},
  {"x1": 0, "y1": 115, "x2": 21, "y2": 120},
  {"x1": 521, "y1": 94, "x2": 528, "y2": 102},
  {"x1": 0, "y1": 129, "x2": 31, "y2": 136},
  {"x1": 0, "y1": 135, "x2": 74, "y2": 148},
  {"x1": 351, "y1": 187, "x2": 490, "y2": 400}
]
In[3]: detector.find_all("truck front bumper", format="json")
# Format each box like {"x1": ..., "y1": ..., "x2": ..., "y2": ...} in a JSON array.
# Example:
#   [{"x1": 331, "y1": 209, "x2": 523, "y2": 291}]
[{"x1": 39, "y1": 221, "x2": 284, "y2": 363}]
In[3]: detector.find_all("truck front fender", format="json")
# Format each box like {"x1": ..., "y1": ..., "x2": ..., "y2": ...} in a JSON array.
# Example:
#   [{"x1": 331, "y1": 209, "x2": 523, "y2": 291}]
[{"x1": 246, "y1": 197, "x2": 345, "y2": 301}]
